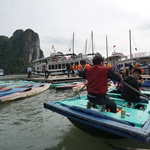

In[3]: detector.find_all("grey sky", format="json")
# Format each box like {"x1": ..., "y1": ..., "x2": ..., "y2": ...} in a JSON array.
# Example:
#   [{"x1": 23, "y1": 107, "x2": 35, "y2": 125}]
[{"x1": 1, "y1": 0, "x2": 150, "y2": 58}]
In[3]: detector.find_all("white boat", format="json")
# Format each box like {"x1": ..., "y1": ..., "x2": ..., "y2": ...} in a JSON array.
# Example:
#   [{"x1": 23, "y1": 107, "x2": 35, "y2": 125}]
[
  {"x1": 104, "y1": 30, "x2": 150, "y2": 75},
  {"x1": 32, "y1": 53, "x2": 94, "y2": 76},
  {"x1": 32, "y1": 32, "x2": 95, "y2": 76}
]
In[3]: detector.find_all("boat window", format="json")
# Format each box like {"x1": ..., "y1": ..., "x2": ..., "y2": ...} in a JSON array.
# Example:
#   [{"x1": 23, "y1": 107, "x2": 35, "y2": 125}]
[
  {"x1": 49, "y1": 65, "x2": 51, "y2": 70},
  {"x1": 62, "y1": 64, "x2": 66, "y2": 69},
  {"x1": 125, "y1": 63, "x2": 128, "y2": 67},
  {"x1": 55, "y1": 65, "x2": 57, "y2": 69},
  {"x1": 58, "y1": 64, "x2": 61, "y2": 69},
  {"x1": 52, "y1": 65, "x2": 54, "y2": 69}
]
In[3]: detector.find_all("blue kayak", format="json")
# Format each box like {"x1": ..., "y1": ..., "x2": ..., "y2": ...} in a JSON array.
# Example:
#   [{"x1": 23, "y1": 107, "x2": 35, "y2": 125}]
[{"x1": 0, "y1": 87, "x2": 32, "y2": 97}]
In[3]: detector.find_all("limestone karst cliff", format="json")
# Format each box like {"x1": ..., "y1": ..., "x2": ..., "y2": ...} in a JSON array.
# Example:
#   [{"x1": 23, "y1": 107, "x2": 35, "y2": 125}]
[{"x1": 0, "y1": 29, "x2": 44, "y2": 74}]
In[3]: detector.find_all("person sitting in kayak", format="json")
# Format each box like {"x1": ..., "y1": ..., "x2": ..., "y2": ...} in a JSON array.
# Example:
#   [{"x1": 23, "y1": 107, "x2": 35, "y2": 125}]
[
  {"x1": 82, "y1": 55, "x2": 121, "y2": 113},
  {"x1": 121, "y1": 68, "x2": 149, "y2": 105}
]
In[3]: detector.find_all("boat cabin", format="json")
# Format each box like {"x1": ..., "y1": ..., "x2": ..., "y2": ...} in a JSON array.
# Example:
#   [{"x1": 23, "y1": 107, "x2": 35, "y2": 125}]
[{"x1": 32, "y1": 53, "x2": 93, "y2": 76}]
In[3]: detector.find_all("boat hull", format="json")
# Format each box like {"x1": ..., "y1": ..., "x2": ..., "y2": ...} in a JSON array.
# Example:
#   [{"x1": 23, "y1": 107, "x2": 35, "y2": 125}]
[
  {"x1": 0, "y1": 83, "x2": 51, "y2": 102},
  {"x1": 44, "y1": 96, "x2": 150, "y2": 143}
]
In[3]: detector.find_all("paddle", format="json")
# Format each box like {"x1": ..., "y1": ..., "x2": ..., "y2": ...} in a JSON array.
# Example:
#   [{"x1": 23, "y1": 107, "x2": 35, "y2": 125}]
[
  {"x1": 72, "y1": 84, "x2": 86, "y2": 97},
  {"x1": 73, "y1": 81, "x2": 114, "y2": 97},
  {"x1": 121, "y1": 80, "x2": 150, "y2": 99}
]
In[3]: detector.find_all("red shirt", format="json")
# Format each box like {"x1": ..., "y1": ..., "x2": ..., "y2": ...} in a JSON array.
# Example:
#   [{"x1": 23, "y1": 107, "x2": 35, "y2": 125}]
[{"x1": 85, "y1": 65, "x2": 109, "y2": 95}]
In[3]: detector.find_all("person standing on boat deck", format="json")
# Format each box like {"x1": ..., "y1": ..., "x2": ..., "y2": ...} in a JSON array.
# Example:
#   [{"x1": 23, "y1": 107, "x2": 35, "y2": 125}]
[
  {"x1": 74, "y1": 64, "x2": 78, "y2": 76},
  {"x1": 44, "y1": 60, "x2": 49, "y2": 79},
  {"x1": 77, "y1": 63, "x2": 83, "y2": 77},
  {"x1": 82, "y1": 55, "x2": 121, "y2": 113},
  {"x1": 84, "y1": 62, "x2": 91, "y2": 70},
  {"x1": 66, "y1": 63, "x2": 71, "y2": 77},
  {"x1": 27, "y1": 66, "x2": 32, "y2": 78},
  {"x1": 121, "y1": 68, "x2": 149, "y2": 104},
  {"x1": 71, "y1": 63, "x2": 75, "y2": 77}
]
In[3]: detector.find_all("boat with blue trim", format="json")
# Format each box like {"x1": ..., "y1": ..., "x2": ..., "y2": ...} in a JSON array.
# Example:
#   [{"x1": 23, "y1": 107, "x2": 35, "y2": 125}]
[{"x1": 44, "y1": 89, "x2": 150, "y2": 142}]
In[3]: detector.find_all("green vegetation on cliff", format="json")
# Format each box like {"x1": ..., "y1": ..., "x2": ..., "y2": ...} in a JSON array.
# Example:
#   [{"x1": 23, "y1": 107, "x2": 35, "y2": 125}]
[{"x1": 0, "y1": 29, "x2": 44, "y2": 74}]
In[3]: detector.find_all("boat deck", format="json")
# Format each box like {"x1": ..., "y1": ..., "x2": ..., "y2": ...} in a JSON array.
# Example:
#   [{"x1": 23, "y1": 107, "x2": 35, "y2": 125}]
[
  {"x1": 0, "y1": 74, "x2": 86, "y2": 83},
  {"x1": 141, "y1": 75, "x2": 150, "y2": 80}
]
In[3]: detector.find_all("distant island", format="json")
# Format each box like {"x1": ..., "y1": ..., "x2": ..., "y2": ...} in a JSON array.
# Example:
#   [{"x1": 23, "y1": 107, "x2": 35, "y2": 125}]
[{"x1": 0, "y1": 29, "x2": 44, "y2": 74}]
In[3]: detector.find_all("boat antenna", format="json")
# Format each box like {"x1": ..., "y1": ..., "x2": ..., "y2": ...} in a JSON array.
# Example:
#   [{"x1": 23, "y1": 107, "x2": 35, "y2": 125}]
[
  {"x1": 91, "y1": 30, "x2": 94, "y2": 55},
  {"x1": 106, "y1": 34, "x2": 108, "y2": 65},
  {"x1": 72, "y1": 32, "x2": 75, "y2": 55},
  {"x1": 131, "y1": 33, "x2": 138, "y2": 52},
  {"x1": 85, "y1": 38, "x2": 87, "y2": 55}
]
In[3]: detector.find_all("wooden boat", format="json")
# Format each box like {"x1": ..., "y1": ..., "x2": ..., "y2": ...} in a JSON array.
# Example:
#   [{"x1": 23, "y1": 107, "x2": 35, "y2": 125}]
[
  {"x1": 107, "y1": 87, "x2": 150, "y2": 99},
  {"x1": 0, "y1": 83, "x2": 51, "y2": 103},
  {"x1": 32, "y1": 32, "x2": 95, "y2": 76},
  {"x1": 44, "y1": 90, "x2": 150, "y2": 142},
  {"x1": 0, "y1": 87, "x2": 12, "y2": 92},
  {"x1": 141, "y1": 81, "x2": 150, "y2": 87},
  {"x1": 55, "y1": 84, "x2": 78, "y2": 90},
  {"x1": 0, "y1": 87, "x2": 32, "y2": 97},
  {"x1": 50, "y1": 82, "x2": 78, "y2": 89},
  {"x1": 55, "y1": 82, "x2": 86, "y2": 90}
]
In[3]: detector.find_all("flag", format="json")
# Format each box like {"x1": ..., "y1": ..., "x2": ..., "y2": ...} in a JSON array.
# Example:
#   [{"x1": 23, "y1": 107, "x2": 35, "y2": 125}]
[
  {"x1": 135, "y1": 48, "x2": 137, "y2": 51},
  {"x1": 113, "y1": 45, "x2": 116, "y2": 48},
  {"x1": 69, "y1": 48, "x2": 71, "y2": 52},
  {"x1": 52, "y1": 45, "x2": 54, "y2": 49}
]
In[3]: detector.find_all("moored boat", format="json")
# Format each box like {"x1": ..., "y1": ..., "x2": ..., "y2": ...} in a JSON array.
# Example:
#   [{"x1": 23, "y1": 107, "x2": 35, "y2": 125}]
[
  {"x1": 0, "y1": 83, "x2": 51, "y2": 103},
  {"x1": 107, "y1": 87, "x2": 150, "y2": 99},
  {"x1": 141, "y1": 80, "x2": 150, "y2": 87},
  {"x1": 0, "y1": 80, "x2": 51, "y2": 103}
]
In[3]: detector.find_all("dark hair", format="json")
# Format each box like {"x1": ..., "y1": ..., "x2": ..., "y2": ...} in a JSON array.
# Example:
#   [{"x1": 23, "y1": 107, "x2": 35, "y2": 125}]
[
  {"x1": 129, "y1": 65, "x2": 134, "y2": 70},
  {"x1": 133, "y1": 68, "x2": 142, "y2": 74},
  {"x1": 92, "y1": 56, "x2": 104, "y2": 65},
  {"x1": 122, "y1": 68, "x2": 129, "y2": 79}
]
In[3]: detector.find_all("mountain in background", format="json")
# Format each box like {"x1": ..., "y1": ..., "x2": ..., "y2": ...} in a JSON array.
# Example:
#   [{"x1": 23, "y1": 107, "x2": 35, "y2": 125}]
[{"x1": 0, "y1": 29, "x2": 44, "y2": 74}]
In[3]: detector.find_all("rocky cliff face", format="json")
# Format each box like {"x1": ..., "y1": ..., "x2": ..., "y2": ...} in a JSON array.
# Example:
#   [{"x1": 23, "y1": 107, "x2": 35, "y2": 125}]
[{"x1": 0, "y1": 29, "x2": 44, "y2": 74}]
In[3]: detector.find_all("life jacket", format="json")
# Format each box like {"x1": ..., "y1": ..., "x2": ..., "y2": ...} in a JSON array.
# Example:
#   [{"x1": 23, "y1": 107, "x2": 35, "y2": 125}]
[
  {"x1": 77, "y1": 64, "x2": 83, "y2": 70},
  {"x1": 84, "y1": 64, "x2": 91, "y2": 69},
  {"x1": 71, "y1": 65, "x2": 75, "y2": 70}
]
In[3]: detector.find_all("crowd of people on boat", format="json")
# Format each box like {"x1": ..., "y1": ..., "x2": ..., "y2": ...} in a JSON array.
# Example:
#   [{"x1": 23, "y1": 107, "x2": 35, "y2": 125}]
[{"x1": 66, "y1": 62, "x2": 92, "y2": 78}]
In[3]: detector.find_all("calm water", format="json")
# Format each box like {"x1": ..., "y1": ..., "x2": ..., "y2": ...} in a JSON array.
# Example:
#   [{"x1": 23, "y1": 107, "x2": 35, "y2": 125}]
[{"x1": 1, "y1": 88, "x2": 150, "y2": 150}]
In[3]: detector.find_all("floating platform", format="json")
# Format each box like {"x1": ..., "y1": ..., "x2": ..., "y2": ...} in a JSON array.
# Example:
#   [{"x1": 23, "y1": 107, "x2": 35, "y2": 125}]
[{"x1": 26, "y1": 75, "x2": 86, "y2": 84}]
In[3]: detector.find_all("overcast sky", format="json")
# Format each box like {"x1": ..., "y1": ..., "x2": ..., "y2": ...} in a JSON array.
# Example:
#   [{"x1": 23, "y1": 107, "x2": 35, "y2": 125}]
[{"x1": 1, "y1": 0, "x2": 150, "y2": 58}]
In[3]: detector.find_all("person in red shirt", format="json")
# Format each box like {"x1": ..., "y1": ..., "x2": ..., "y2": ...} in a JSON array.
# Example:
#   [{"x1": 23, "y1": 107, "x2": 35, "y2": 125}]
[{"x1": 84, "y1": 55, "x2": 121, "y2": 113}]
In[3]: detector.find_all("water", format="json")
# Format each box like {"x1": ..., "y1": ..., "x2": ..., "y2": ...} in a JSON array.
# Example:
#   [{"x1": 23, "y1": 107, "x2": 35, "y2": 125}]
[{"x1": 1, "y1": 89, "x2": 150, "y2": 150}]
